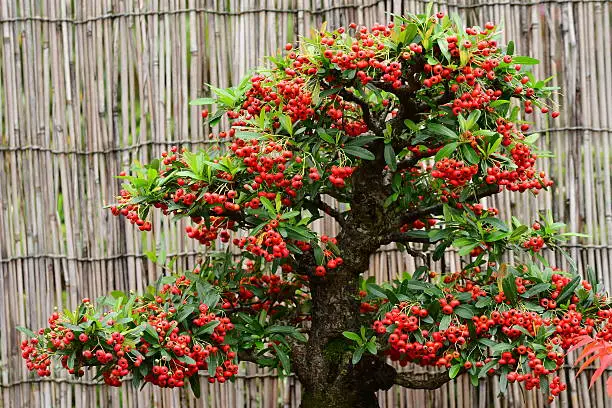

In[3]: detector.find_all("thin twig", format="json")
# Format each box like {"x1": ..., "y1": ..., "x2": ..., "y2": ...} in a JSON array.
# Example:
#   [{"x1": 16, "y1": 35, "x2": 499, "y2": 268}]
[{"x1": 305, "y1": 197, "x2": 346, "y2": 228}]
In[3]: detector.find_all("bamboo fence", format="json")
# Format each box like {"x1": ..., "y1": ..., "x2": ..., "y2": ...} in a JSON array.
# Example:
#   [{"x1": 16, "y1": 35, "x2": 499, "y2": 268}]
[{"x1": 0, "y1": 0, "x2": 610, "y2": 407}]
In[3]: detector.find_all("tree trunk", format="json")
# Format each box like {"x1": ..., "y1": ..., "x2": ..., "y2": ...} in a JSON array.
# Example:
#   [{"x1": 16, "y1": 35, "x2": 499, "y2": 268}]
[
  {"x1": 294, "y1": 261, "x2": 394, "y2": 408},
  {"x1": 300, "y1": 384, "x2": 379, "y2": 408},
  {"x1": 293, "y1": 148, "x2": 395, "y2": 408}
]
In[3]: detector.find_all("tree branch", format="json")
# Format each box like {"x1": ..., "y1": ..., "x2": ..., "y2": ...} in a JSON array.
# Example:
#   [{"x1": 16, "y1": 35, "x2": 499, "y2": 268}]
[
  {"x1": 380, "y1": 232, "x2": 430, "y2": 246},
  {"x1": 321, "y1": 189, "x2": 352, "y2": 203},
  {"x1": 394, "y1": 147, "x2": 440, "y2": 171},
  {"x1": 397, "y1": 243, "x2": 428, "y2": 260},
  {"x1": 370, "y1": 77, "x2": 421, "y2": 99},
  {"x1": 394, "y1": 370, "x2": 458, "y2": 389},
  {"x1": 339, "y1": 89, "x2": 382, "y2": 135},
  {"x1": 399, "y1": 184, "x2": 501, "y2": 225},
  {"x1": 305, "y1": 197, "x2": 346, "y2": 228},
  {"x1": 395, "y1": 155, "x2": 424, "y2": 172},
  {"x1": 416, "y1": 82, "x2": 454, "y2": 112},
  {"x1": 238, "y1": 350, "x2": 260, "y2": 363}
]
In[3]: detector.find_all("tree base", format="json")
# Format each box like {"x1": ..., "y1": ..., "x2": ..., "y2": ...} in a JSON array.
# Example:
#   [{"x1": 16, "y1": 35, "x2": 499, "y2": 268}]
[{"x1": 300, "y1": 388, "x2": 379, "y2": 408}]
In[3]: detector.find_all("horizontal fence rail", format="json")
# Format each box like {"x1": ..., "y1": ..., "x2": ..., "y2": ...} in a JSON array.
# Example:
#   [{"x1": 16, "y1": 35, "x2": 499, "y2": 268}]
[{"x1": 1, "y1": 0, "x2": 611, "y2": 407}]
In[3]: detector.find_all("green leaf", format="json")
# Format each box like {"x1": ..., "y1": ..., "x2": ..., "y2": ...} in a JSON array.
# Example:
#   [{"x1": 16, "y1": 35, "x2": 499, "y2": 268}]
[
  {"x1": 428, "y1": 123, "x2": 458, "y2": 140},
  {"x1": 175, "y1": 305, "x2": 196, "y2": 323},
  {"x1": 524, "y1": 133, "x2": 540, "y2": 145},
  {"x1": 280, "y1": 210, "x2": 301, "y2": 220},
  {"x1": 278, "y1": 114, "x2": 293, "y2": 136},
  {"x1": 189, "y1": 374, "x2": 201, "y2": 398},
  {"x1": 235, "y1": 131, "x2": 263, "y2": 140},
  {"x1": 478, "y1": 359, "x2": 498, "y2": 378},
  {"x1": 457, "y1": 242, "x2": 480, "y2": 256},
  {"x1": 400, "y1": 230, "x2": 430, "y2": 239},
  {"x1": 487, "y1": 135, "x2": 503, "y2": 156},
  {"x1": 461, "y1": 144, "x2": 480, "y2": 164},
  {"x1": 208, "y1": 110, "x2": 225, "y2": 127},
  {"x1": 400, "y1": 23, "x2": 418, "y2": 45},
  {"x1": 16, "y1": 326, "x2": 37, "y2": 338},
  {"x1": 346, "y1": 134, "x2": 381, "y2": 147},
  {"x1": 283, "y1": 225, "x2": 314, "y2": 241},
  {"x1": 344, "y1": 146, "x2": 375, "y2": 160},
  {"x1": 540, "y1": 374, "x2": 550, "y2": 397},
  {"x1": 587, "y1": 266, "x2": 598, "y2": 290},
  {"x1": 490, "y1": 343, "x2": 514, "y2": 354},
  {"x1": 509, "y1": 225, "x2": 528, "y2": 241},
  {"x1": 352, "y1": 346, "x2": 365, "y2": 365},
  {"x1": 544, "y1": 359, "x2": 557, "y2": 370},
  {"x1": 259, "y1": 196, "x2": 277, "y2": 217},
  {"x1": 523, "y1": 301, "x2": 545, "y2": 313},
  {"x1": 475, "y1": 296, "x2": 493, "y2": 308},
  {"x1": 404, "y1": 119, "x2": 420, "y2": 131},
  {"x1": 313, "y1": 245, "x2": 324, "y2": 265},
  {"x1": 178, "y1": 355, "x2": 197, "y2": 365},
  {"x1": 342, "y1": 331, "x2": 363, "y2": 345},
  {"x1": 320, "y1": 87, "x2": 342, "y2": 98},
  {"x1": 512, "y1": 56, "x2": 539, "y2": 65},
  {"x1": 384, "y1": 289, "x2": 399, "y2": 306},
  {"x1": 556, "y1": 275, "x2": 581, "y2": 304},
  {"x1": 521, "y1": 283, "x2": 551, "y2": 298},
  {"x1": 435, "y1": 142, "x2": 458, "y2": 161},
  {"x1": 506, "y1": 40, "x2": 514, "y2": 56},
  {"x1": 449, "y1": 364, "x2": 462, "y2": 379},
  {"x1": 193, "y1": 320, "x2": 220, "y2": 336},
  {"x1": 317, "y1": 130, "x2": 336, "y2": 144},
  {"x1": 67, "y1": 353, "x2": 76, "y2": 370},
  {"x1": 439, "y1": 314, "x2": 451, "y2": 331},
  {"x1": 481, "y1": 217, "x2": 509, "y2": 232},
  {"x1": 189, "y1": 97, "x2": 216, "y2": 106},
  {"x1": 490, "y1": 99, "x2": 510, "y2": 108},
  {"x1": 384, "y1": 143, "x2": 397, "y2": 171},
  {"x1": 267, "y1": 326, "x2": 307, "y2": 342},
  {"x1": 478, "y1": 338, "x2": 498, "y2": 348},
  {"x1": 502, "y1": 275, "x2": 518, "y2": 304},
  {"x1": 143, "y1": 324, "x2": 159, "y2": 344},
  {"x1": 437, "y1": 38, "x2": 451, "y2": 62},
  {"x1": 366, "y1": 341, "x2": 377, "y2": 355},
  {"x1": 485, "y1": 230, "x2": 509, "y2": 242},
  {"x1": 465, "y1": 110, "x2": 481, "y2": 130},
  {"x1": 62, "y1": 322, "x2": 84, "y2": 332},
  {"x1": 454, "y1": 304, "x2": 476, "y2": 319},
  {"x1": 272, "y1": 344, "x2": 291, "y2": 374},
  {"x1": 367, "y1": 283, "x2": 388, "y2": 299},
  {"x1": 412, "y1": 266, "x2": 429, "y2": 281},
  {"x1": 499, "y1": 371, "x2": 508, "y2": 394},
  {"x1": 471, "y1": 373, "x2": 480, "y2": 387}
]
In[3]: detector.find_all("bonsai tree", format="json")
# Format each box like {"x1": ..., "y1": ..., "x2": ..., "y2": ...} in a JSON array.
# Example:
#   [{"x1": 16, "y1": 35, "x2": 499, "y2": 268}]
[{"x1": 19, "y1": 7, "x2": 612, "y2": 408}]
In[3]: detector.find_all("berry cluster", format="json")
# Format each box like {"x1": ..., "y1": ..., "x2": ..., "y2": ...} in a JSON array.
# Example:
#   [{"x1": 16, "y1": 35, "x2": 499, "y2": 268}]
[
  {"x1": 432, "y1": 158, "x2": 478, "y2": 187},
  {"x1": 20, "y1": 260, "x2": 300, "y2": 390},
  {"x1": 365, "y1": 259, "x2": 612, "y2": 402}
]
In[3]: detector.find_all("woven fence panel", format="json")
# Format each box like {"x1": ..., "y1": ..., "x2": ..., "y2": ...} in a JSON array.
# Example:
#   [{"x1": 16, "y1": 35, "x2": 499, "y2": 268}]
[{"x1": 0, "y1": 0, "x2": 610, "y2": 407}]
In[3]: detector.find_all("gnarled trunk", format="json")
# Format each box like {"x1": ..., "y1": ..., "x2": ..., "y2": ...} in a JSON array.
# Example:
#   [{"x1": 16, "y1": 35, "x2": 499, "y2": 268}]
[
  {"x1": 300, "y1": 383, "x2": 379, "y2": 408},
  {"x1": 294, "y1": 257, "x2": 395, "y2": 408}
]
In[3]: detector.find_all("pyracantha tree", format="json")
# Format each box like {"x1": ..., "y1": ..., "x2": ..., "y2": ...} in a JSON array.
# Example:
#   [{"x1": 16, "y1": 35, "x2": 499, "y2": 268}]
[{"x1": 19, "y1": 6, "x2": 612, "y2": 408}]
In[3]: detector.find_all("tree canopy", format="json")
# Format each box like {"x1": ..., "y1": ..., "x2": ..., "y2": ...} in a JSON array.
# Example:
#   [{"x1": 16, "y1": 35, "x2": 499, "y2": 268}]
[{"x1": 19, "y1": 5, "x2": 612, "y2": 408}]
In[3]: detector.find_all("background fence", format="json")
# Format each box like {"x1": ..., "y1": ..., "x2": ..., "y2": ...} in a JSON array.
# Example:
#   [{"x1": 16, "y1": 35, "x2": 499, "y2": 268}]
[{"x1": 0, "y1": 0, "x2": 611, "y2": 407}]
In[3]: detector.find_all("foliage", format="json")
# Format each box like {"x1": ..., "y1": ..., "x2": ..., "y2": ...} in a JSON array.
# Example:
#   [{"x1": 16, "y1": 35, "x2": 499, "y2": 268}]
[{"x1": 19, "y1": 5, "x2": 610, "y2": 404}]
